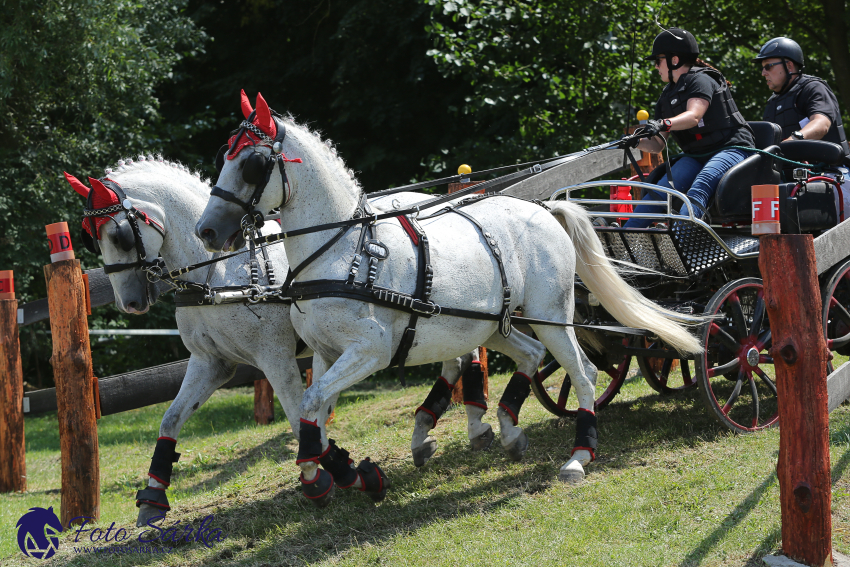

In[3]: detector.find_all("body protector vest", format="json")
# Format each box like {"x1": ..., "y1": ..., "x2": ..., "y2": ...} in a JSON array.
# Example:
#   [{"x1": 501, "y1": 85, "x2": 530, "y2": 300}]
[
  {"x1": 658, "y1": 67, "x2": 748, "y2": 152},
  {"x1": 763, "y1": 75, "x2": 850, "y2": 155}
]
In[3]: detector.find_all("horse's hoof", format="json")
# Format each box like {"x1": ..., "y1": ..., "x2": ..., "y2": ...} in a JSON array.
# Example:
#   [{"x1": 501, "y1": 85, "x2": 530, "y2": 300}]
[
  {"x1": 357, "y1": 458, "x2": 391, "y2": 503},
  {"x1": 470, "y1": 424, "x2": 494, "y2": 452},
  {"x1": 558, "y1": 460, "x2": 586, "y2": 485},
  {"x1": 136, "y1": 503, "x2": 166, "y2": 528},
  {"x1": 412, "y1": 437, "x2": 438, "y2": 467},
  {"x1": 301, "y1": 469, "x2": 335, "y2": 508},
  {"x1": 504, "y1": 431, "x2": 529, "y2": 462}
]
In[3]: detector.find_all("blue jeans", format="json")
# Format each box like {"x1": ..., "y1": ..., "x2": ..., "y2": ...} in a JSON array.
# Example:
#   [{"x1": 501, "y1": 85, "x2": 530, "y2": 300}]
[{"x1": 623, "y1": 148, "x2": 750, "y2": 228}]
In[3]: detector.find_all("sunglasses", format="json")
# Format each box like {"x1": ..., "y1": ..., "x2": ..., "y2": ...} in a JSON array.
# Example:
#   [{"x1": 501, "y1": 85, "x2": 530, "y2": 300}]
[
  {"x1": 653, "y1": 56, "x2": 666, "y2": 67},
  {"x1": 761, "y1": 61, "x2": 785, "y2": 72}
]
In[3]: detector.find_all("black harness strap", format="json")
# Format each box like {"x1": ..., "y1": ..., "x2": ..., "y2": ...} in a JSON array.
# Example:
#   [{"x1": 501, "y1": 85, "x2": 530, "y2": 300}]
[
  {"x1": 388, "y1": 216, "x2": 430, "y2": 376},
  {"x1": 449, "y1": 208, "x2": 512, "y2": 337}
]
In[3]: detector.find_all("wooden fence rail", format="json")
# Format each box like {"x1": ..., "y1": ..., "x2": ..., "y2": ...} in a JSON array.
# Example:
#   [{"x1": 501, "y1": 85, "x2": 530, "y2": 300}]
[{"x1": 23, "y1": 357, "x2": 312, "y2": 417}]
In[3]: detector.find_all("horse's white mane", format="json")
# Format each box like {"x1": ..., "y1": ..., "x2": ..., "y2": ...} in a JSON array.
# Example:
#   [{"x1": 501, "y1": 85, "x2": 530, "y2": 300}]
[
  {"x1": 104, "y1": 154, "x2": 211, "y2": 198},
  {"x1": 103, "y1": 115, "x2": 361, "y2": 200},
  {"x1": 279, "y1": 115, "x2": 362, "y2": 191}
]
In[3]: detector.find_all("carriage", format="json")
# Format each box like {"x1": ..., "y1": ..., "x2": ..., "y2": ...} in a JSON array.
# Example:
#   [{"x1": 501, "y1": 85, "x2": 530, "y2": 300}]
[{"x1": 526, "y1": 121, "x2": 850, "y2": 433}]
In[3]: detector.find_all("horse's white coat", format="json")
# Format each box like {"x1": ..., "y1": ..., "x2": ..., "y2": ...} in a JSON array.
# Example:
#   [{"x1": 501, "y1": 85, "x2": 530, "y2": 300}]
[
  {"x1": 196, "y1": 118, "x2": 705, "y2": 488},
  {"x1": 91, "y1": 159, "x2": 492, "y2": 511},
  {"x1": 90, "y1": 160, "x2": 313, "y2": 525}
]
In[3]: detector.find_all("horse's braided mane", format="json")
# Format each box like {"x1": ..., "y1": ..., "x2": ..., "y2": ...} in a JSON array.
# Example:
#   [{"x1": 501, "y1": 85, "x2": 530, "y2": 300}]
[
  {"x1": 104, "y1": 114, "x2": 362, "y2": 199},
  {"x1": 104, "y1": 154, "x2": 211, "y2": 197},
  {"x1": 278, "y1": 115, "x2": 362, "y2": 191}
]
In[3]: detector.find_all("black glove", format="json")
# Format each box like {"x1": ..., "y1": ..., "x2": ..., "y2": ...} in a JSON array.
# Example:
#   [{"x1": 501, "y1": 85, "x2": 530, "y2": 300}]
[
  {"x1": 617, "y1": 135, "x2": 641, "y2": 149},
  {"x1": 642, "y1": 118, "x2": 672, "y2": 138}
]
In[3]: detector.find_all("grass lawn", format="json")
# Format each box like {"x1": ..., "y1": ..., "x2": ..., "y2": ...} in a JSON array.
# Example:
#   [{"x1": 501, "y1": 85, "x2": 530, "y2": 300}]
[{"x1": 1, "y1": 357, "x2": 849, "y2": 566}]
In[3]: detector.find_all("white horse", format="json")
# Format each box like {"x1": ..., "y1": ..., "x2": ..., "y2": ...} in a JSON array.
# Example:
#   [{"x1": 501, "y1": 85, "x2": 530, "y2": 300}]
[
  {"x1": 65, "y1": 156, "x2": 500, "y2": 516},
  {"x1": 195, "y1": 92, "x2": 705, "y2": 505},
  {"x1": 65, "y1": 161, "x2": 311, "y2": 526}
]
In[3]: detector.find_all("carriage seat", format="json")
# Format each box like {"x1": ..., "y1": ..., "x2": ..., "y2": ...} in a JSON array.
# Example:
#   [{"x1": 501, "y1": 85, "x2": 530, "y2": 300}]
[
  {"x1": 779, "y1": 140, "x2": 847, "y2": 167},
  {"x1": 709, "y1": 122, "x2": 782, "y2": 224}
]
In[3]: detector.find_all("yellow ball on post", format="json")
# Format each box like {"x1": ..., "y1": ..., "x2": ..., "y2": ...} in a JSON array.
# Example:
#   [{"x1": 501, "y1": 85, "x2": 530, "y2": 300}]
[
  {"x1": 458, "y1": 164, "x2": 472, "y2": 175},
  {"x1": 636, "y1": 109, "x2": 649, "y2": 123}
]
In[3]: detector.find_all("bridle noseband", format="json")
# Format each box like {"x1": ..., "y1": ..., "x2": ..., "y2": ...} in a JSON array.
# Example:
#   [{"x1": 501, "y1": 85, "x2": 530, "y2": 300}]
[{"x1": 210, "y1": 112, "x2": 294, "y2": 231}]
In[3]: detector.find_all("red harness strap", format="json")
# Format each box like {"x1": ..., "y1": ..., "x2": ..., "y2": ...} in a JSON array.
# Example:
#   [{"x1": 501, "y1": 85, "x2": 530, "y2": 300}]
[{"x1": 397, "y1": 215, "x2": 420, "y2": 245}]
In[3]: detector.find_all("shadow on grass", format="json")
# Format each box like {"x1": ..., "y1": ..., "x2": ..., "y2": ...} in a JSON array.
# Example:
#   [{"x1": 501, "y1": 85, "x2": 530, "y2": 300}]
[
  {"x1": 174, "y1": 431, "x2": 295, "y2": 496},
  {"x1": 677, "y1": 472, "x2": 778, "y2": 567}
]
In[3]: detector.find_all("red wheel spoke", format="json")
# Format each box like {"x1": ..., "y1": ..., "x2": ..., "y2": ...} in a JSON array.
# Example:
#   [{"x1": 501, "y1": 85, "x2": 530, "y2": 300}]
[
  {"x1": 749, "y1": 291, "x2": 766, "y2": 338},
  {"x1": 721, "y1": 369, "x2": 745, "y2": 415},
  {"x1": 707, "y1": 357, "x2": 740, "y2": 378},
  {"x1": 681, "y1": 359, "x2": 693, "y2": 385},
  {"x1": 748, "y1": 371, "x2": 760, "y2": 426},
  {"x1": 755, "y1": 329, "x2": 772, "y2": 351},
  {"x1": 831, "y1": 301, "x2": 850, "y2": 326},
  {"x1": 753, "y1": 367, "x2": 777, "y2": 396},
  {"x1": 537, "y1": 359, "x2": 561, "y2": 381},
  {"x1": 710, "y1": 323, "x2": 741, "y2": 352},
  {"x1": 728, "y1": 294, "x2": 749, "y2": 337},
  {"x1": 758, "y1": 354, "x2": 773, "y2": 365},
  {"x1": 557, "y1": 375, "x2": 572, "y2": 409},
  {"x1": 660, "y1": 358, "x2": 673, "y2": 386}
]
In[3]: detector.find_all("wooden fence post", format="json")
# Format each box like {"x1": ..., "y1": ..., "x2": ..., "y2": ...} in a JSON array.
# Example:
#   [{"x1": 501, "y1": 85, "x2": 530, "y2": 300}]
[
  {"x1": 451, "y1": 347, "x2": 489, "y2": 405},
  {"x1": 44, "y1": 223, "x2": 99, "y2": 526},
  {"x1": 253, "y1": 379, "x2": 274, "y2": 425},
  {"x1": 760, "y1": 234, "x2": 832, "y2": 566},
  {"x1": 0, "y1": 270, "x2": 26, "y2": 492},
  {"x1": 448, "y1": 168, "x2": 490, "y2": 405}
]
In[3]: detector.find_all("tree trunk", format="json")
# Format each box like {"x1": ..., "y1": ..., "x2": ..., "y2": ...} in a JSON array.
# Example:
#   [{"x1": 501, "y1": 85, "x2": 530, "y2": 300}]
[
  {"x1": 0, "y1": 299, "x2": 26, "y2": 492},
  {"x1": 45, "y1": 259, "x2": 99, "y2": 526},
  {"x1": 760, "y1": 234, "x2": 832, "y2": 567}
]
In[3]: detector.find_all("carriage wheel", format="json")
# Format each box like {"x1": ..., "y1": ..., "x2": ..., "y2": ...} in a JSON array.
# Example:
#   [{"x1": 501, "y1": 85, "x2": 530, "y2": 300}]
[
  {"x1": 530, "y1": 338, "x2": 632, "y2": 417},
  {"x1": 637, "y1": 340, "x2": 697, "y2": 394},
  {"x1": 695, "y1": 278, "x2": 779, "y2": 433},
  {"x1": 822, "y1": 257, "x2": 850, "y2": 364}
]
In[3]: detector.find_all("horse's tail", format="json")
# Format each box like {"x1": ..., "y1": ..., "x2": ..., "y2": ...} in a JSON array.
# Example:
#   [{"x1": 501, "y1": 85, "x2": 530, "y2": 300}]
[{"x1": 545, "y1": 201, "x2": 706, "y2": 355}]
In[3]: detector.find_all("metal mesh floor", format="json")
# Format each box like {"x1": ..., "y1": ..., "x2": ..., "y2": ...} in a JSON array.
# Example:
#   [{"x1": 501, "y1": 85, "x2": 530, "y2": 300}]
[{"x1": 596, "y1": 225, "x2": 760, "y2": 277}]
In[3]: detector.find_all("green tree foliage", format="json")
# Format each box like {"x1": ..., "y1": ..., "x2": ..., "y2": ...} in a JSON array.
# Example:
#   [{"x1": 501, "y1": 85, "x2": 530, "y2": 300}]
[
  {"x1": 424, "y1": 0, "x2": 850, "y2": 160},
  {"x1": 0, "y1": 0, "x2": 206, "y2": 385},
  {"x1": 158, "y1": 0, "x2": 478, "y2": 189}
]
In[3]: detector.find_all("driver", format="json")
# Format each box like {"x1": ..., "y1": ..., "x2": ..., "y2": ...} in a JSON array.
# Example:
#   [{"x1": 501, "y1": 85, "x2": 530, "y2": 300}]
[
  {"x1": 623, "y1": 28, "x2": 755, "y2": 228},
  {"x1": 754, "y1": 37, "x2": 849, "y2": 151},
  {"x1": 754, "y1": 37, "x2": 850, "y2": 220}
]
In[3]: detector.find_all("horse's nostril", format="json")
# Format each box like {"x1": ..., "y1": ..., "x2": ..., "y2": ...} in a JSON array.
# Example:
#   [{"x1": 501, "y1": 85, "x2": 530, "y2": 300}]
[
  {"x1": 201, "y1": 228, "x2": 216, "y2": 242},
  {"x1": 127, "y1": 301, "x2": 139, "y2": 311}
]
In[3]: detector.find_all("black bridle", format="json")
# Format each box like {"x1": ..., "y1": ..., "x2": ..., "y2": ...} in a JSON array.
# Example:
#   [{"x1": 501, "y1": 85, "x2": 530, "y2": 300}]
[
  {"x1": 81, "y1": 178, "x2": 166, "y2": 277},
  {"x1": 210, "y1": 111, "x2": 290, "y2": 231}
]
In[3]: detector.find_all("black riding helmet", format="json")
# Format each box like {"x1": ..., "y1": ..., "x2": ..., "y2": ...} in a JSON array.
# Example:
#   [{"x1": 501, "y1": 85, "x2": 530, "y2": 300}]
[
  {"x1": 645, "y1": 28, "x2": 700, "y2": 83},
  {"x1": 753, "y1": 37, "x2": 804, "y2": 94}
]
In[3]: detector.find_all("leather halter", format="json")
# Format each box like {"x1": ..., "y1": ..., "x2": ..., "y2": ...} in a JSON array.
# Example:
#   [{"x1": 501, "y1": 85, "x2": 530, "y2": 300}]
[
  {"x1": 82, "y1": 178, "x2": 166, "y2": 276},
  {"x1": 209, "y1": 113, "x2": 291, "y2": 230}
]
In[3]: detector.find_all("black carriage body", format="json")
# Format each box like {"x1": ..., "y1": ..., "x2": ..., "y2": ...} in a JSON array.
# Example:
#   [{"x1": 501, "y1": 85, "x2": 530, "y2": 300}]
[{"x1": 555, "y1": 132, "x2": 850, "y2": 431}]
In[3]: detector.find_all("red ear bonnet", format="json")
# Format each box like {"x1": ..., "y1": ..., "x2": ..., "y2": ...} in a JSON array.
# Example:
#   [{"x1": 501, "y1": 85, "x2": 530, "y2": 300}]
[
  {"x1": 226, "y1": 90, "x2": 278, "y2": 160},
  {"x1": 240, "y1": 89, "x2": 253, "y2": 119},
  {"x1": 74, "y1": 176, "x2": 120, "y2": 239},
  {"x1": 64, "y1": 172, "x2": 90, "y2": 198},
  {"x1": 254, "y1": 93, "x2": 276, "y2": 139}
]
